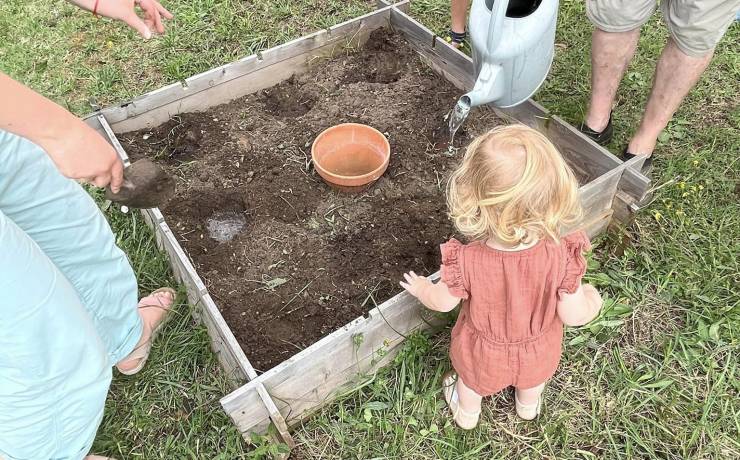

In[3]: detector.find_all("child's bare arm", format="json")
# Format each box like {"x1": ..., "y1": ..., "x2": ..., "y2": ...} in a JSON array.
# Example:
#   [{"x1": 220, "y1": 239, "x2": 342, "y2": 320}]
[
  {"x1": 557, "y1": 283, "x2": 603, "y2": 326},
  {"x1": 400, "y1": 271, "x2": 462, "y2": 312}
]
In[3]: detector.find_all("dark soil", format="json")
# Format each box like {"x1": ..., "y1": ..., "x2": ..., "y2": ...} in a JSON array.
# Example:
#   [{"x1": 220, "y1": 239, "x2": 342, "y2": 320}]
[{"x1": 122, "y1": 29, "x2": 582, "y2": 372}]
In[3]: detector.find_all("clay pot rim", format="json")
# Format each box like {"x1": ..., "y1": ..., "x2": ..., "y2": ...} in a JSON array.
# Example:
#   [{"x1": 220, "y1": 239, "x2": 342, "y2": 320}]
[{"x1": 311, "y1": 123, "x2": 391, "y2": 184}]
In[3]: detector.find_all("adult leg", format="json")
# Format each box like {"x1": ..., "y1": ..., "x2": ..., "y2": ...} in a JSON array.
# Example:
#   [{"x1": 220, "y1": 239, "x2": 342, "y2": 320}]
[
  {"x1": 0, "y1": 210, "x2": 111, "y2": 460},
  {"x1": 627, "y1": 0, "x2": 739, "y2": 155},
  {"x1": 583, "y1": 0, "x2": 657, "y2": 133},
  {"x1": 451, "y1": 0, "x2": 469, "y2": 34},
  {"x1": 627, "y1": 40, "x2": 712, "y2": 155},
  {"x1": 447, "y1": 0, "x2": 470, "y2": 49},
  {"x1": 584, "y1": 28, "x2": 641, "y2": 132},
  {"x1": 0, "y1": 130, "x2": 142, "y2": 365}
]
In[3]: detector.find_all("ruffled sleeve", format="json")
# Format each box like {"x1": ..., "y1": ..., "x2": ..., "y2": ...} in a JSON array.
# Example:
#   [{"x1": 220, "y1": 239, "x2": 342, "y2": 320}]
[
  {"x1": 557, "y1": 231, "x2": 591, "y2": 299},
  {"x1": 440, "y1": 238, "x2": 469, "y2": 299}
]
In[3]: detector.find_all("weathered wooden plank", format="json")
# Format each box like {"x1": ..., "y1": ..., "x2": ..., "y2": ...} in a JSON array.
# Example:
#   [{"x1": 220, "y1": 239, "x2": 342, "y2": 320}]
[
  {"x1": 610, "y1": 155, "x2": 648, "y2": 222},
  {"x1": 426, "y1": 32, "x2": 476, "y2": 88},
  {"x1": 578, "y1": 167, "x2": 623, "y2": 217},
  {"x1": 140, "y1": 208, "x2": 165, "y2": 228},
  {"x1": 97, "y1": 115, "x2": 131, "y2": 166},
  {"x1": 389, "y1": 9, "x2": 472, "y2": 91},
  {"x1": 99, "y1": 6, "x2": 396, "y2": 132},
  {"x1": 83, "y1": 113, "x2": 108, "y2": 144},
  {"x1": 221, "y1": 285, "x2": 446, "y2": 433},
  {"x1": 376, "y1": 0, "x2": 411, "y2": 11},
  {"x1": 581, "y1": 209, "x2": 614, "y2": 239}
]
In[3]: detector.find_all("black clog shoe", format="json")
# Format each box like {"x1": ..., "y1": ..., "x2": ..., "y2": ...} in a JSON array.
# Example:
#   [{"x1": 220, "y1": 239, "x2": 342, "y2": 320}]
[{"x1": 578, "y1": 112, "x2": 613, "y2": 146}]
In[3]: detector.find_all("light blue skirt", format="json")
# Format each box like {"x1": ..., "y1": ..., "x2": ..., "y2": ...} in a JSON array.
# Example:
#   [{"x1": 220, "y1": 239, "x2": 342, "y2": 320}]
[{"x1": 0, "y1": 129, "x2": 142, "y2": 460}]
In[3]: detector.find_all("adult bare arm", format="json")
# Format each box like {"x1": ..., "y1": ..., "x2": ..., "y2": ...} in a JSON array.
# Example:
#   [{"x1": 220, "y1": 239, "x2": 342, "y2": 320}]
[
  {"x1": 0, "y1": 72, "x2": 124, "y2": 192},
  {"x1": 65, "y1": 0, "x2": 173, "y2": 39}
]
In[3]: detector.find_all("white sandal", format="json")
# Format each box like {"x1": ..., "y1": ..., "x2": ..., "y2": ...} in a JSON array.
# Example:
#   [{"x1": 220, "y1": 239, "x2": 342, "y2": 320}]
[
  {"x1": 442, "y1": 371, "x2": 481, "y2": 429},
  {"x1": 116, "y1": 287, "x2": 176, "y2": 376},
  {"x1": 515, "y1": 390, "x2": 543, "y2": 420}
]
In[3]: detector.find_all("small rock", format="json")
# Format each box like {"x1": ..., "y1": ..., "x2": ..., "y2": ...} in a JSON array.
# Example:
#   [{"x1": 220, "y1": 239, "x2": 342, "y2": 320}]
[
  {"x1": 236, "y1": 136, "x2": 252, "y2": 152},
  {"x1": 247, "y1": 170, "x2": 255, "y2": 178}
]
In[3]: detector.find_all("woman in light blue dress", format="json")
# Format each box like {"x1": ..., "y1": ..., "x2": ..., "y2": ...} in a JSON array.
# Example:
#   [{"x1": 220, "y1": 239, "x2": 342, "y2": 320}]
[{"x1": 1, "y1": 1, "x2": 173, "y2": 459}]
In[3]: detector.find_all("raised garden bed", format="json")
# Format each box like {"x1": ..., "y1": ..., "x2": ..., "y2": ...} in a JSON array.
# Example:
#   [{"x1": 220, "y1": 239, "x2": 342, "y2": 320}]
[
  {"x1": 118, "y1": 29, "x2": 598, "y2": 373},
  {"x1": 84, "y1": 0, "x2": 650, "y2": 450}
]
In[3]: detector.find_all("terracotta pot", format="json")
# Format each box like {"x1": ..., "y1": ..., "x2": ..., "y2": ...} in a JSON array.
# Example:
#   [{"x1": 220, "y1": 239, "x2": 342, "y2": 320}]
[{"x1": 311, "y1": 123, "x2": 390, "y2": 192}]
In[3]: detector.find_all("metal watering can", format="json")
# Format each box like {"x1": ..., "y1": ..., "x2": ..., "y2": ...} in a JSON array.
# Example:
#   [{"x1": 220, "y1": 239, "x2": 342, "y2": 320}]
[{"x1": 464, "y1": 0, "x2": 559, "y2": 108}]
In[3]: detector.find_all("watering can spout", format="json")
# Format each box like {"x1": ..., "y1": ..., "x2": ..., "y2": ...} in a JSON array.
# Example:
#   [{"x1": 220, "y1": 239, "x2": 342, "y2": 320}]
[{"x1": 461, "y1": 62, "x2": 505, "y2": 108}]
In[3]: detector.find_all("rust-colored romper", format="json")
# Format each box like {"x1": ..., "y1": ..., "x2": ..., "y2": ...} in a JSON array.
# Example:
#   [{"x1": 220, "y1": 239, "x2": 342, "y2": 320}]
[{"x1": 440, "y1": 231, "x2": 590, "y2": 396}]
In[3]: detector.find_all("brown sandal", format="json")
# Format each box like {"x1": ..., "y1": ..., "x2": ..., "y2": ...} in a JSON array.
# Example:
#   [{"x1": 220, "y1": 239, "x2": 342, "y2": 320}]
[{"x1": 116, "y1": 287, "x2": 176, "y2": 375}]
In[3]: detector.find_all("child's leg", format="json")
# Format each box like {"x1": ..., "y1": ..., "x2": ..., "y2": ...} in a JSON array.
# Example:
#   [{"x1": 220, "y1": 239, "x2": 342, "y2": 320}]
[
  {"x1": 515, "y1": 382, "x2": 546, "y2": 404},
  {"x1": 514, "y1": 381, "x2": 546, "y2": 420},
  {"x1": 456, "y1": 375, "x2": 483, "y2": 413},
  {"x1": 442, "y1": 370, "x2": 481, "y2": 429}
]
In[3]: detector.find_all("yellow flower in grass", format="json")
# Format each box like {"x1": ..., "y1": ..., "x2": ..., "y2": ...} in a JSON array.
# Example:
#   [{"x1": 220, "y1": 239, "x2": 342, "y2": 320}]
[
  {"x1": 682, "y1": 192, "x2": 689, "y2": 198},
  {"x1": 678, "y1": 182, "x2": 686, "y2": 189},
  {"x1": 693, "y1": 160, "x2": 699, "y2": 167},
  {"x1": 653, "y1": 211, "x2": 663, "y2": 221},
  {"x1": 699, "y1": 185, "x2": 704, "y2": 191}
]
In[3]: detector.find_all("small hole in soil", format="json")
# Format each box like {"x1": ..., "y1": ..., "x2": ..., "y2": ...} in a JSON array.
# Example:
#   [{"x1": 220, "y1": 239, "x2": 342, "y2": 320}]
[
  {"x1": 206, "y1": 211, "x2": 247, "y2": 243},
  {"x1": 261, "y1": 77, "x2": 317, "y2": 117}
]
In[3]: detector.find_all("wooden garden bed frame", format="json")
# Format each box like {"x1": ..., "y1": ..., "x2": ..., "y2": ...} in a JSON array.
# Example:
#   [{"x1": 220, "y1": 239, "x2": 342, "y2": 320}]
[{"x1": 84, "y1": 0, "x2": 651, "y2": 448}]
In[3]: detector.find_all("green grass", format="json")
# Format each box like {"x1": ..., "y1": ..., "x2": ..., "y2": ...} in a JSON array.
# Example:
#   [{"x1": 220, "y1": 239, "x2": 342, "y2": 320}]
[{"x1": 1, "y1": 0, "x2": 738, "y2": 458}]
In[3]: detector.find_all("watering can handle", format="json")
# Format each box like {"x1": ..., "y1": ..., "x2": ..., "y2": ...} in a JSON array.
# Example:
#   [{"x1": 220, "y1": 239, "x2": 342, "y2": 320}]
[{"x1": 486, "y1": 0, "x2": 510, "y2": 55}]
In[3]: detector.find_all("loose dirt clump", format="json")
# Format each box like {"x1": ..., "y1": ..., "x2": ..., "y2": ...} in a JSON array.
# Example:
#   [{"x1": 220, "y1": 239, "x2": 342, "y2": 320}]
[{"x1": 123, "y1": 29, "x2": 585, "y2": 371}]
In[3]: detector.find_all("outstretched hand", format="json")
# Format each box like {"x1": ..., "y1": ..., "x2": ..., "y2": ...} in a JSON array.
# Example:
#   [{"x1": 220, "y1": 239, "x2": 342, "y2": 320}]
[
  {"x1": 70, "y1": 0, "x2": 173, "y2": 39},
  {"x1": 400, "y1": 271, "x2": 432, "y2": 299}
]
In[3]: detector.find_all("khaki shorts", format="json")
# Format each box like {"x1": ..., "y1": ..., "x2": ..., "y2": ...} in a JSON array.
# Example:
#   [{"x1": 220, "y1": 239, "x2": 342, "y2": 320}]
[{"x1": 586, "y1": 0, "x2": 740, "y2": 57}]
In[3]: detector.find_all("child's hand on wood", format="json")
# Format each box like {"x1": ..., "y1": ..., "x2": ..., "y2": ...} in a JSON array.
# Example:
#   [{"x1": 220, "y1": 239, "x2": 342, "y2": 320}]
[
  {"x1": 400, "y1": 271, "x2": 431, "y2": 298},
  {"x1": 400, "y1": 271, "x2": 461, "y2": 313}
]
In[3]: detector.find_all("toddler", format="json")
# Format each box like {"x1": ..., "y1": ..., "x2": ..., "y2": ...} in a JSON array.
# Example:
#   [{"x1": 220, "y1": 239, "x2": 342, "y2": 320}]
[{"x1": 401, "y1": 125, "x2": 603, "y2": 428}]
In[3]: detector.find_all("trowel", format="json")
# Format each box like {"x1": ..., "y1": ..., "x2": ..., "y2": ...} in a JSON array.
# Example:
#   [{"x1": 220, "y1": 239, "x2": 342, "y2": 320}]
[{"x1": 105, "y1": 158, "x2": 175, "y2": 209}]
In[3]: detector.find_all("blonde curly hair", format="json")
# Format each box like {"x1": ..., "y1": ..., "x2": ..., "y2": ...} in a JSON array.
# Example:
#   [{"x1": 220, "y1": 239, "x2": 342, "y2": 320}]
[{"x1": 447, "y1": 125, "x2": 582, "y2": 246}]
